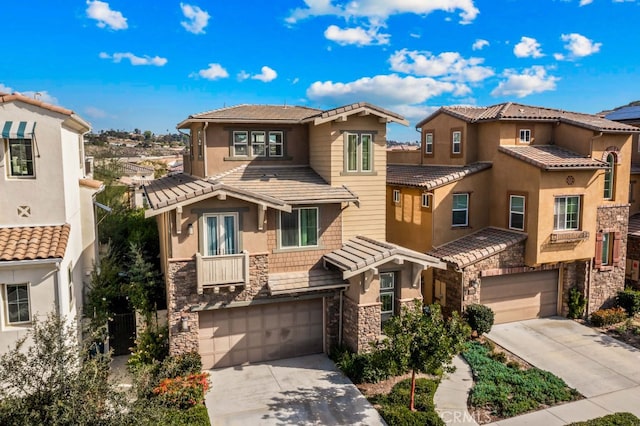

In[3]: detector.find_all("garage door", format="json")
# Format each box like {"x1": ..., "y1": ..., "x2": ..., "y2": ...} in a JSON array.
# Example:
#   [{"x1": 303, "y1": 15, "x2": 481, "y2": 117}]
[
  {"x1": 199, "y1": 298, "x2": 324, "y2": 369},
  {"x1": 480, "y1": 270, "x2": 559, "y2": 324}
]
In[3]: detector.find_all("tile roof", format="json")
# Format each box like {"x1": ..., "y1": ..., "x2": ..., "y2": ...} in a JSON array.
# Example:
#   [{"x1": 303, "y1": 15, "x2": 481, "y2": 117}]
[
  {"x1": 79, "y1": 178, "x2": 104, "y2": 190},
  {"x1": 628, "y1": 214, "x2": 640, "y2": 237},
  {"x1": 427, "y1": 227, "x2": 527, "y2": 269},
  {"x1": 0, "y1": 92, "x2": 90, "y2": 130},
  {"x1": 268, "y1": 269, "x2": 346, "y2": 295},
  {"x1": 120, "y1": 162, "x2": 155, "y2": 175},
  {"x1": 324, "y1": 236, "x2": 445, "y2": 279},
  {"x1": 387, "y1": 162, "x2": 492, "y2": 189},
  {"x1": 0, "y1": 224, "x2": 70, "y2": 262},
  {"x1": 499, "y1": 145, "x2": 608, "y2": 170},
  {"x1": 312, "y1": 102, "x2": 408, "y2": 125},
  {"x1": 177, "y1": 104, "x2": 321, "y2": 127},
  {"x1": 417, "y1": 102, "x2": 639, "y2": 133}
]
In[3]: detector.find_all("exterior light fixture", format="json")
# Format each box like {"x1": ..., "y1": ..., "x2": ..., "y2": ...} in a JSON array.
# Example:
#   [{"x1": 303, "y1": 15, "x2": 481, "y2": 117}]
[
  {"x1": 187, "y1": 223, "x2": 194, "y2": 235},
  {"x1": 180, "y1": 316, "x2": 190, "y2": 332}
]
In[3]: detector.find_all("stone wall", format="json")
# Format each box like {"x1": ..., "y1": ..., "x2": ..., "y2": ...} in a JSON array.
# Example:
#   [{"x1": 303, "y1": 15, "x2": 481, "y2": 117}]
[
  {"x1": 325, "y1": 293, "x2": 341, "y2": 353},
  {"x1": 341, "y1": 296, "x2": 381, "y2": 353},
  {"x1": 627, "y1": 235, "x2": 640, "y2": 289},
  {"x1": 433, "y1": 267, "x2": 462, "y2": 317},
  {"x1": 560, "y1": 261, "x2": 588, "y2": 317}
]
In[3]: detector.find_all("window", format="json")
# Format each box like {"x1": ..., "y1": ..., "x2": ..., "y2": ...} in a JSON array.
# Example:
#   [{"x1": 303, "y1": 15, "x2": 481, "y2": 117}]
[
  {"x1": 280, "y1": 207, "x2": 318, "y2": 248},
  {"x1": 197, "y1": 129, "x2": 204, "y2": 159},
  {"x1": 509, "y1": 195, "x2": 525, "y2": 231},
  {"x1": 380, "y1": 272, "x2": 395, "y2": 324},
  {"x1": 554, "y1": 196, "x2": 580, "y2": 231},
  {"x1": 269, "y1": 131, "x2": 283, "y2": 157},
  {"x1": 5, "y1": 284, "x2": 30, "y2": 324},
  {"x1": 346, "y1": 133, "x2": 373, "y2": 172},
  {"x1": 6, "y1": 138, "x2": 34, "y2": 177},
  {"x1": 393, "y1": 189, "x2": 400, "y2": 204},
  {"x1": 204, "y1": 213, "x2": 238, "y2": 256},
  {"x1": 519, "y1": 129, "x2": 531, "y2": 144},
  {"x1": 452, "y1": 193, "x2": 469, "y2": 227},
  {"x1": 604, "y1": 153, "x2": 615, "y2": 199},
  {"x1": 451, "y1": 130, "x2": 462, "y2": 154},
  {"x1": 68, "y1": 263, "x2": 74, "y2": 307},
  {"x1": 250, "y1": 131, "x2": 265, "y2": 156},
  {"x1": 596, "y1": 231, "x2": 621, "y2": 269},
  {"x1": 425, "y1": 131, "x2": 434, "y2": 155},
  {"x1": 602, "y1": 233, "x2": 612, "y2": 266},
  {"x1": 421, "y1": 193, "x2": 430, "y2": 208},
  {"x1": 232, "y1": 131, "x2": 249, "y2": 156}
]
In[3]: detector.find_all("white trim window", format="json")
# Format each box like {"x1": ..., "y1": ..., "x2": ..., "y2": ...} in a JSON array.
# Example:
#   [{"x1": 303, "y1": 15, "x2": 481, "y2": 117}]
[
  {"x1": 268, "y1": 131, "x2": 283, "y2": 157},
  {"x1": 5, "y1": 284, "x2": 31, "y2": 324},
  {"x1": 601, "y1": 232, "x2": 612, "y2": 266},
  {"x1": 346, "y1": 133, "x2": 373, "y2": 172},
  {"x1": 393, "y1": 189, "x2": 401, "y2": 204},
  {"x1": 452, "y1": 131, "x2": 462, "y2": 154},
  {"x1": 604, "y1": 153, "x2": 615, "y2": 200},
  {"x1": 6, "y1": 138, "x2": 35, "y2": 177},
  {"x1": 380, "y1": 272, "x2": 395, "y2": 324},
  {"x1": 519, "y1": 129, "x2": 531, "y2": 144},
  {"x1": 204, "y1": 213, "x2": 239, "y2": 256},
  {"x1": 233, "y1": 131, "x2": 249, "y2": 156},
  {"x1": 280, "y1": 207, "x2": 318, "y2": 248},
  {"x1": 68, "y1": 262, "x2": 74, "y2": 307},
  {"x1": 452, "y1": 193, "x2": 469, "y2": 227},
  {"x1": 554, "y1": 196, "x2": 580, "y2": 231},
  {"x1": 509, "y1": 195, "x2": 525, "y2": 231},
  {"x1": 425, "y1": 132, "x2": 434, "y2": 154},
  {"x1": 251, "y1": 131, "x2": 266, "y2": 157},
  {"x1": 421, "y1": 193, "x2": 430, "y2": 208}
]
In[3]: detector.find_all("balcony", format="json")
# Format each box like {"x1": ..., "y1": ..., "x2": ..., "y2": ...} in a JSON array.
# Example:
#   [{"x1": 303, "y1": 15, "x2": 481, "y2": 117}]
[
  {"x1": 196, "y1": 251, "x2": 249, "y2": 294},
  {"x1": 550, "y1": 230, "x2": 590, "y2": 244}
]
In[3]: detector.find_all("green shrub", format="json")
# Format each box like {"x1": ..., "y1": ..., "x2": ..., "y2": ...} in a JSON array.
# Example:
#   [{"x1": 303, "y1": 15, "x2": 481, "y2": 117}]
[
  {"x1": 128, "y1": 325, "x2": 169, "y2": 369},
  {"x1": 616, "y1": 288, "x2": 640, "y2": 316},
  {"x1": 489, "y1": 351, "x2": 507, "y2": 363},
  {"x1": 132, "y1": 352, "x2": 204, "y2": 400},
  {"x1": 377, "y1": 405, "x2": 444, "y2": 426},
  {"x1": 371, "y1": 379, "x2": 444, "y2": 426},
  {"x1": 590, "y1": 307, "x2": 628, "y2": 327},
  {"x1": 568, "y1": 287, "x2": 587, "y2": 319},
  {"x1": 567, "y1": 412, "x2": 640, "y2": 426},
  {"x1": 330, "y1": 344, "x2": 402, "y2": 384},
  {"x1": 159, "y1": 352, "x2": 202, "y2": 379},
  {"x1": 153, "y1": 373, "x2": 210, "y2": 409},
  {"x1": 129, "y1": 402, "x2": 211, "y2": 425},
  {"x1": 464, "y1": 304, "x2": 495, "y2": 336}
]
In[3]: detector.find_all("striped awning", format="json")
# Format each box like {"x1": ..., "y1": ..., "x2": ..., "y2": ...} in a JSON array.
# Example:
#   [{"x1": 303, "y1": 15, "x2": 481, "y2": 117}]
[{"x1": 2, "y1": 121, "x2": 36, "y2": 139}]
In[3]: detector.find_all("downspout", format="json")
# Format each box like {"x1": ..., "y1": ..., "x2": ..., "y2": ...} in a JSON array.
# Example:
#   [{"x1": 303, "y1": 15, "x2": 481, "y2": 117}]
[
  {"x1": 202, "y1": 122, "x2": 209, "y2": 178},
  {"x1": 53, "y1": 261, "x2": 63, "y2": 315}
]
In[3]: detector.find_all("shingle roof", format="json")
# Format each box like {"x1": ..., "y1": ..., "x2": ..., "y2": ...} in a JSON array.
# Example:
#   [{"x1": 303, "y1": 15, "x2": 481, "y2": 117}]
[
  {"x1": 499, "y1": 145, "x2": 608, "y2": 170},
  {"x1": 387, "y1": 162, "x2": 492, "y2": 189},
  {"x1": 324, "y1": 236, "x2": 445, "y2": 279},
  {"x1": 268, "y1": 269, "x2": 346, "y2": 295},
  {"x1": 628, "y1": 214, "x2": 640, "y2": 237},
  {"x1": 0, "y1": 224, "x2": 70, "y2": 262},
  {"x1": 177, "y1": 104, "x2": 321, "y2": 127},
  {"x1": 417, "y1": 102, "x2": 639, "y2": 133},
  {"x1": 427, "y1": 227, "x2": 527, "y2": 269}
]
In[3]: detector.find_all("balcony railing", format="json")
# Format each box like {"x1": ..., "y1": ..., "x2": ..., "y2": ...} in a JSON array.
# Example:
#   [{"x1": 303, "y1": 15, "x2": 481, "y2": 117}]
[
  {"x1": 550, "y1": 230, "x2": 590, "y2": 243},
  {"x1": 196, "y1": 251, "x2": 249, "y2": 294}
]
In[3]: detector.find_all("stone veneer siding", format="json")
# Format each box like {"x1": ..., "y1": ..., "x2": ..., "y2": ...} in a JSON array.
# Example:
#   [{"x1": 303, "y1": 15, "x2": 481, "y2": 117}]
[
  {"x1": 589, "y1": 204, "x2": 630, "y2": 312},
  {"x1": 342, "y1": 296, "x2": 381, "y2": 353},
  {"x1": 626, "y1": 235, "x2": 640, "y2": 290}
]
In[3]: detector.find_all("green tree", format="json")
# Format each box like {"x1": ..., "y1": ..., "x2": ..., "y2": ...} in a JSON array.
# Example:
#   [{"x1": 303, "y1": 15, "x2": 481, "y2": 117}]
[
  {"x1": 383, "y1": 302, "x2": 471, "y2": 411},
  {"x1": 127, "y1": 242, "x2": 162, "y2": 323}
]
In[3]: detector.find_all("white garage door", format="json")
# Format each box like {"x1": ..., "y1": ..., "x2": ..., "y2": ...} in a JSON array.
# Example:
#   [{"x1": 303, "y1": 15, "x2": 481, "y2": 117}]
[
  {"x1": 199, "y1": 298, "x2": 324, "y2": 369},
  {"x1": 480, "y1": 270, "x2": 559, "y2": 324}
]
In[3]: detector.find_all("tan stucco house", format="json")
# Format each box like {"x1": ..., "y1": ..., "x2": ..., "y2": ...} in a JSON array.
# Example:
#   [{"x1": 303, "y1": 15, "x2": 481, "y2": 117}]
[
  {"x1": 143, "y1": 102, "x2": 444, "y2": 369},
  {"x1": 387, "y1": 102, "x2": 639, "y2": 324},
  {"x1": 0, "y1": 93, "x2": 102, "y2": 353}
]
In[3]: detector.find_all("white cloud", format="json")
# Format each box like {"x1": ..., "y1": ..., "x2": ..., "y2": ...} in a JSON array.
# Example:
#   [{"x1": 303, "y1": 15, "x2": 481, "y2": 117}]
[
  {"x1": 389, "y1": 49, "x2": 494, "y2": 83},
  {"x1": 0, "y1": 83, "x2": 13, "y2": 93},
  {"x1": 86, "y1": 1, "x2": 127, "y2": 30},
  {"x1": 559, "y1": 33, "x2": 601, "y2": 59},
  {"x1": 579, "y1": 0, "x2": 593, "y2": 5},
  {"x1": 306, "y1": 74, "x2": 459, "y2": 106},
  {"x1": 252, "y1": 66, "x2": 278, "y2": 82},
  {"x1": 472, "y1": 39, "x2": 489, "y2": 50},
  {"x1": 191, "y1": 63, "x2": 229, "y2": 80},
  {"x1": 84, "y1": 106, "x2": 108, "y2": 119},
  {"x1": 237, "y1": 70, "x2": 250, "y2": 81},
  {"x1": 21, "y1": 91, "x2": 58, "y2": 104},
  {"x1": 180, "y1": 3, "x2": 210, "y2": 34},
  {"x1": 292, "y1": 77, "x2": 300, "y2": 84},
  {"x1": 286, "y1": 0, "x2": 480, "y2": 25},
  {"x1": 513, "y1": 36, "x2": 544, "y2": 58},
  {"x1": 324, "y1": 24, "x2": 390, "y2": 46},
  {"x1": 491, "y1": 66, "x2": 559, "y2": 97},
  {"x1": 99, "y1": 52, "x2": 167, "y2": 66},
  {"x1": 391, "y1": 104, "x2": 439, "y2": 123},
  {"x1": 553, "y1": 53, "x2": 565, "y2": 60}
]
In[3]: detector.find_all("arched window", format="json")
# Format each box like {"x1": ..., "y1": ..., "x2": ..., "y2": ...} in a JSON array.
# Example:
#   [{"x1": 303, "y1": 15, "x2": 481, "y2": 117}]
[{"x1": 603, "y1": 153, "x2": 615, "y2": 199}]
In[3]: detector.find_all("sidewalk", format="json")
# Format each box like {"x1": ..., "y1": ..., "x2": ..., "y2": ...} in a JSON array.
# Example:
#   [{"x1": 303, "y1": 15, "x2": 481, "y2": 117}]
[{"x1": 433, "y1": 355, "x2": 479, "y2": 425}]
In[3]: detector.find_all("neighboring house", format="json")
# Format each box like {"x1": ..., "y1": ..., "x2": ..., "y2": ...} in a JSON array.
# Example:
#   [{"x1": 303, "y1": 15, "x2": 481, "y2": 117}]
[
  {"x1": 143, "y1": 102, "x2": 445, "y2": 369},
  {"x1": 386, "y1": 102, "x2": 638, "y2": 324},
  {"x1": 118, "y1": 162, "x2": 155, "y2": 209},
  {"x1": 0, "y1": 92, "x2": 102, "y2": 353}
]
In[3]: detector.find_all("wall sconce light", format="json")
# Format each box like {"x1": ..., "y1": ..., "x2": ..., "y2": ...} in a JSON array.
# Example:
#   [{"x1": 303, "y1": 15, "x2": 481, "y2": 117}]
[
  {"x1": 187, "y1": 223, "x2": 194, "y2": 235},
  {"x1": 180, "y1": 316, "x2": 190, "y2": 332},
  {"x1": 471, "y1": 278, "x2": 480, "y2": 289}
]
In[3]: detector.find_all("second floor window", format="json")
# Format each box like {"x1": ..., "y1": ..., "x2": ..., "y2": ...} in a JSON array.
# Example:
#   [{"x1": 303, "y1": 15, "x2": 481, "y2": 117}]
[
  {"x1": 554, "y1": 196, "x2": 580, "y2": 231},
  {"x1": 519, "y1": 129, "x2": 531, "y2": 144},
  {"x1": 425, "y1": 132, "x2": 434, "y2": 154},
  {"x1": 421, "y1": 193, "x2": 430, "y2": 208},
  {"x1": 452, "y1": 193, "x2": 469, "y2": 227},
  {"x1": 393, "y1": 189, "x2": 400, "y2": 204},
  {"x1": 197, "y1": 129, "x2": 203, "y2": 159},
  {"x1": 204, "y1": 213, "x2": 238, "y2": 256},
  {"x1": 5, "y1": 284, "x2": 31, "y2": 324},
  {"x1": 604, "y1": 153, "x2": 615, "y2": 200},
  {"x1": 233, "y1": 130, "x2": 284, "y2": 158},
  {"x1": 509, "y1": 195, "x2": 525, "y2": 231},
  {"x1": 233, "y1": 131, "x2": 249, "y2": 156},
  {"x1": 346, "y1": 133, "x2": 373, "y2": 172},
  {"x1": 451, "y1": 130, "x2": 462, "y2": 155},
  {"x1": 6, "y1": 138, "x2": 34, "y2": 177},
  {"x1": 280, "y1": 207, "x2": 318, "y2": 248}
]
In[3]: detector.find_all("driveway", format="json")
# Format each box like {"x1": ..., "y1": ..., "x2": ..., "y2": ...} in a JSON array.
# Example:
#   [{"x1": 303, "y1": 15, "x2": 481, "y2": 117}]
[{"x1": 205, "y1": 354, "x2": 385, "y2": 426}]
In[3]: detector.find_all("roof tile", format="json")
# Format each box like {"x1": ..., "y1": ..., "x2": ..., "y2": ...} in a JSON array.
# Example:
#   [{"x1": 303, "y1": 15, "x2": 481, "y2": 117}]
[
  {"x1": 386, "y1": 162, "x2": 492, "y2": 189},
  {"x1": 499, "y1": 145, "x2": 608, "y2": 170},
  {"x1": 0, "y1": 224, "x2": 70, "y2": 262}
]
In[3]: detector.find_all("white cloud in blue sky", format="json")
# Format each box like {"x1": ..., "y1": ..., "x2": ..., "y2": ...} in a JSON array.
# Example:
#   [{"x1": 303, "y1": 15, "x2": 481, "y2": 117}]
[
  {"x1": 491, "y1": 66, "x2": 559, "y2": 97},
  {"x1": 472, "y1": 39, "x2": 489, "y2": 51},
  {"x1": 191, "y1": 63, "x2": 229, "y2": 80},
  {"x1": 99, "y1": 52, "x2": 167, "y2": 66},
  {"x1": 554, "y1": 33, "x2": 602, "y2": 60},
  {"x1": 86, "y1": 1, "x2": 127, "y2": 30},
  {"x1": 324, "y1": 24, "x2": 390, "y2": 46},
  {"x1": 180, "y1": 3, "x2": 210, "y2": 34},
  {"x1": 252, "y1": 66, "x2": 278, "y2": 82},
  {"x1": 513, "y1": 37, "x2": 544, "y2": 58},
  {"x1": 389, "y1": 50, "x2": 494, "y2": 84}
]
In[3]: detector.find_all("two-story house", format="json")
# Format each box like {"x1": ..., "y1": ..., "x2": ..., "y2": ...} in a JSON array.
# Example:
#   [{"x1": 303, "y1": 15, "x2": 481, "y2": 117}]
[
  {"x1": 143, "y1": 102, "x2": 445, "y2": 369},
  {"x1": 0, "y1": 92, "x2": 102, "y2": 353},
  {"x1": 387, "y1": 102, "x2": 638, "y2": 324}
]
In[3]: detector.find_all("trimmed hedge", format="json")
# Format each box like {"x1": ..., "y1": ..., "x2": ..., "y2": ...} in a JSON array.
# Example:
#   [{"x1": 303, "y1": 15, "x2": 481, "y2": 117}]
[
  {"x1": 330, "y1": 345, "x2": 403, "y2": 384},
  {"x1": 590, "y1": 307, "x2": 628, "y2": 327},
  {"x1": 464, "y1": 304, "x2": 495, "y2": 336},
  {"x1": 567, "y1": 412, "x2": 640, "y2": 426},
  {"x1": 616, "y1": 289, "x2": 640, "y2": 316},
  {"x1": 369, "y1": 379, "x2": 444, "y2": 426}
]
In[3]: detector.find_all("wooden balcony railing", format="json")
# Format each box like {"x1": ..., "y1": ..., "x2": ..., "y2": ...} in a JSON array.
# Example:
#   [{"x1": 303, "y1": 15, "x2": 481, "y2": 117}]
[{"x1": 196, "y1": 251, "x2": 249, "y2": 294}]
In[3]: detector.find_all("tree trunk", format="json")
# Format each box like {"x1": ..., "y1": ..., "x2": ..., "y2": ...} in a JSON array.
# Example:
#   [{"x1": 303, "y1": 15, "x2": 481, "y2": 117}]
[{"x1": 410, "y1": 369, "x2": 416, "y2": 411}]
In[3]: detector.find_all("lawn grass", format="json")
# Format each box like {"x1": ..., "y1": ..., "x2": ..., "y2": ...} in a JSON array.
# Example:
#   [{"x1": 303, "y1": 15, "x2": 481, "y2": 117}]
[
  {"x1": 566, "y1": 412, "x2": 640, "y2": 425},
  {"x1": 368, "y1": 378, "x2": 444, "y2": 426},
  {"x1": 463, "y1": 341, "x2": 581, "y2": 418}
]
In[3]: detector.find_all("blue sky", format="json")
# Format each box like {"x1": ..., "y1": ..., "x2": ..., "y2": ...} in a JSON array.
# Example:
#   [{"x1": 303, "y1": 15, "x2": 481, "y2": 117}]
[{"x1": 2, "y1": 0, "x2": 639, "y2": 141}]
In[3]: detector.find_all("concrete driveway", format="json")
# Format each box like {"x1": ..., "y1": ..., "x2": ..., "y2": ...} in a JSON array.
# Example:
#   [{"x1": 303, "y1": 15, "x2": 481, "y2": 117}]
[{"x1": 205, "y1": 354, "x2": 385, "y2": 426}]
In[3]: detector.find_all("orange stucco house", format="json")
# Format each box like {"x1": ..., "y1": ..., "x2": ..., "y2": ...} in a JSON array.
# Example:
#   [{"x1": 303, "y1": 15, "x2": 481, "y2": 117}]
[
  {"x1": 143, "y1": 102, "x2": 444, "y2": 369},
  {"x1": 387, "y1": 103, "x2": 639, "y2": 323}
]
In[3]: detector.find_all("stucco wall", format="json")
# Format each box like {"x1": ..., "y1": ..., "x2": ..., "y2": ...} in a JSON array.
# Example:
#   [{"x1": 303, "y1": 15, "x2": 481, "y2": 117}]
[
  {"x1": 418, "y1": 113, "x2": 468, "y2": 166},
  {"x1": 386, "y1": 185, "x2": 433, "y2": 253}
]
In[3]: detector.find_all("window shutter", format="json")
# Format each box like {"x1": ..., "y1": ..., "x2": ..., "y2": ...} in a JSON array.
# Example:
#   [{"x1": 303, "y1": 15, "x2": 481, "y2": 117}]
[
  {"x1": 594, "y1": 232, "x2": 603, "y2": 268},
  {"x1": 613, "y1": 231, "x2": 622, "y2": 266}
]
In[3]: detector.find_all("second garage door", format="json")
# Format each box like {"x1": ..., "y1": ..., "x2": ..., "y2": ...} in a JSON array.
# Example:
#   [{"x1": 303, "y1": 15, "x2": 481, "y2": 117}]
[
  {"x1": 198, "y1": 298, "x2": 324, "y2": 369},
  {"x1": 480, "y1": 270, "x2": 559, "y2": 324}
]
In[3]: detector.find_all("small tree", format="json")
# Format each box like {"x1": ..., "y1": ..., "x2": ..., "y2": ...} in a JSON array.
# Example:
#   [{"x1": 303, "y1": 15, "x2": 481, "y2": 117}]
[
  {"x1": 464, "y1": 304, "x2": 495, "y2": 336},
  {"x1": 127, "y1": 242, "x2": 162, "y2": 324},
  {"x1": 383, "y1": 301, "x2": 471, "y2": 411}
]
